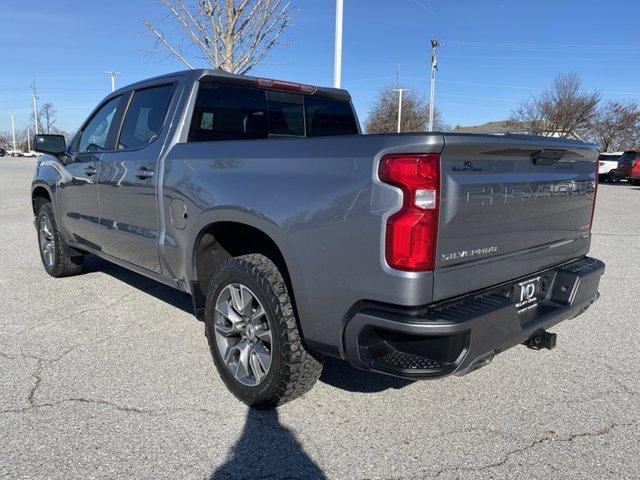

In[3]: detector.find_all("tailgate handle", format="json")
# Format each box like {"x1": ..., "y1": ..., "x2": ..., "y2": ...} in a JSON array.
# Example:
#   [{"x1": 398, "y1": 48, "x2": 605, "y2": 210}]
[{"x1": 530, "y1": 149, "x2": 565, "y2": 165}]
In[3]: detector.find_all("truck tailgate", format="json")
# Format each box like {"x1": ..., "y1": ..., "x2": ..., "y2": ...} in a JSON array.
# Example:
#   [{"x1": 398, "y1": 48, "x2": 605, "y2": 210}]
[{"x1": 434, "y1": 134, "x2": 597, "y2": 301}]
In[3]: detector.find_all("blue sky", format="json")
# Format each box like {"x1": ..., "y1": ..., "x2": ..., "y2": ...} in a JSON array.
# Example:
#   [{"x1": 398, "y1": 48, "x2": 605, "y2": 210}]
[{"x1": 2, "y1": 0, "x2": 640, "y2": 133}]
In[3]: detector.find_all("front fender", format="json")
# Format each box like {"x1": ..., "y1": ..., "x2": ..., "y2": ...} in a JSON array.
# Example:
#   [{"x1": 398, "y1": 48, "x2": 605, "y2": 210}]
[{"x1": 31, "y1": 157, "x2": 64, "y2": 214}]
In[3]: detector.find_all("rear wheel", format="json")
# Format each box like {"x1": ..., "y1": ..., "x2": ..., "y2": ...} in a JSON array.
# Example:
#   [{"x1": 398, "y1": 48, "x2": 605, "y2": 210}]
[
  {"x1": 630, "y1": 179, "x2": 640, "y2": 186},
  {"x1": 607, "y1": 170, "x2": 620, "y2": 183},
  {"x1": 36, "y1": 202, "x2": 84, "y2": 277},
  {"x1": 204, "y1": 254, "x2": 323, "y2": 408}
]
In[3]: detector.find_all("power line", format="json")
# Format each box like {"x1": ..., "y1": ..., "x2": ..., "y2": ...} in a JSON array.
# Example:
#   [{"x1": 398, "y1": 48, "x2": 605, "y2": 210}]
[
  {"x1": 444, "y1": 40, "x2": 640, "y2": 50},
  {"x1": 409, "y1": 0, "x2": 435, "y2": 15}
]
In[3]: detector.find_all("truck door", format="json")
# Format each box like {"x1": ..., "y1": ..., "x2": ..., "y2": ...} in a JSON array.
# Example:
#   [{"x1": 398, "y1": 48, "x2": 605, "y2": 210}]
[
  {"x1": 56, "y1": 95, "x2": 124, "y2": 249},
  {"x1": 96, "y1": 84, "x2": 175, "y2": 273}
]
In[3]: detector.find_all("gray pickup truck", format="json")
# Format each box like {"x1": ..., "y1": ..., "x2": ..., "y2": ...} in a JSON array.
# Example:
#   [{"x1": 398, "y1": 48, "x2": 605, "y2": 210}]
[{"x1": 32, "y1": 69, "x2": 604, "y2": 408}]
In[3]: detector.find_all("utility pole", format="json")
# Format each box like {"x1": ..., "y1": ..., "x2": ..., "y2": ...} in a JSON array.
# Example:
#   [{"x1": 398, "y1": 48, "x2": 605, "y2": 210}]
[
  {"x1": 393, "y1": 88, "x2": 410, "y2": 133},
  {"x1": 27, "y1": 128, "x2": 31, "y2": 152},
  {"x1": 10, "y1": 113, "x2": 16, "y2": 152},
  {"x1": 333, "y1": 0, "x2": 343, "y2": 88},
  {"x1": 30, "y1": 76, "x2": 39, "y2": 135},
  {"x1": 105, "y1": 71, "x2": 121, "y2": 92},
  {"x1": 428, "y1": 39, "x2": 440, "y2": 132}
]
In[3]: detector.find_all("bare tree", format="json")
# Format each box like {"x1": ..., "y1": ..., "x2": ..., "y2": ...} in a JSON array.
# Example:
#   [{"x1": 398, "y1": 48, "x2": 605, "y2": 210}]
[
  {"x1": 39, "y1": 103, "x2": 57, "y2": 134},
  {"x1": 0, "y1": 131, "x2": 12, "y2": 149},
  {"x1": 511, "y1": 72, "x2": 600, "y2": 139},
  {"x1": 590, "y1": 100, "x2": 640, "y2": 152},
  {"x1": 143, "y1": 0, "x2": 295, "y2": 74},
  {"x1": 364, "y1": 87, "x2": 446, "y2": 134}
]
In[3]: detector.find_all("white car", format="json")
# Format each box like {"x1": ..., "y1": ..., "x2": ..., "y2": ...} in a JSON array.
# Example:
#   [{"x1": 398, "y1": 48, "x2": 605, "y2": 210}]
[
  {"x1": 22, "y1": 150, "x2": 38, "y2": 158},
  {"x1": 6, "y1": 149, "x2": 24, "y2": 157},
  {"x1": 598, "y1": 152, "x2": 623, "y2": 183}
]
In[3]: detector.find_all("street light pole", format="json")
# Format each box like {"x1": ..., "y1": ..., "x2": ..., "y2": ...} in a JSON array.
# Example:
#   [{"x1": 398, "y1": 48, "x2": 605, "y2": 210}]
[
  {"x1": 10, "y1": 113, "x2": 16, "y2": 152},
  {"x1": 30, "y1": 77, "x2": 39, "y2": 135},
  {"x1": 333, "y1": 0, "x2": 344, "y2": 88},
  {"x1": 393, "y1": 88, "x2": 410, "y2": 133},
  {"x1": 428, "y1": 39, "x2": 440, "y2": 132},
  {"x1": 105, "y1": 71, "x2": 121, "y2": 92}
]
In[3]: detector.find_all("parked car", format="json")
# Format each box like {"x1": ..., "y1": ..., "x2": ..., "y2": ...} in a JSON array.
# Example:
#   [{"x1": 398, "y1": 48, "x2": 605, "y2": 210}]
[
  {"x1": 31, "y1": 69, "x2": 604, "y2": 408},
  {"x1": 617, "y1": 150, "x2": 640, "y2": 185},
  {"x1": 22, "y1": 150, "x2": 37, "y2": 158},
  {"x1": 7, "y1": 149, "x2": 23, "y2": 157},
  {"x1": 0, "y1": 147, "x2": 6, "y2": 157},
  {"x1": 597, "y1": 152, "x2": 623, "y2": 182}
]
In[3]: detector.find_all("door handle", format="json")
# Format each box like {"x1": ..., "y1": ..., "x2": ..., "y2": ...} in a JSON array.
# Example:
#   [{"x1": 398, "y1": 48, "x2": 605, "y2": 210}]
[
  {"x1": 83, "y1": 165, "x2": 97, "y2": 176},
  {"x1": 135, "y1": 168, "x2": 154, "y2": 179}
]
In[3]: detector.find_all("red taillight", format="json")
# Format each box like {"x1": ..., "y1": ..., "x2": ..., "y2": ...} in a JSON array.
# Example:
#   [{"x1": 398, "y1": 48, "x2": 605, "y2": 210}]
[{"x1": 379, "y1": 154, "x2": 440, "y2": 271}]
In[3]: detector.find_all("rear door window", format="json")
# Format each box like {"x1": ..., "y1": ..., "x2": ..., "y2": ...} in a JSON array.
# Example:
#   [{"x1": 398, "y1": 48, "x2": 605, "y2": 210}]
[{"x1": 118, "y1": 84, "x2": 174, "y2": 150}]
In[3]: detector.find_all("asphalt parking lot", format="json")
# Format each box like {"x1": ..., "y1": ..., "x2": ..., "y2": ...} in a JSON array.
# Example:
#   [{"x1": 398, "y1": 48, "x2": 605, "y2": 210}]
[{"x1": 1, "y1": 156, "x2": 638, "y2": 479}]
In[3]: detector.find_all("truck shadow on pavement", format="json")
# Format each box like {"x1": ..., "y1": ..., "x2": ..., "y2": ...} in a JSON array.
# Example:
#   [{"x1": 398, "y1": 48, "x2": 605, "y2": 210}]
[
  {"x1": 210, "y1": 408, "x2": 327, "y2": 479},
  {"x1": 209, "y1": 361, "x2": 412, "y2": 479},
  {"x1": 84, "y1": 256, "x2": 194, "y2": 315},
  {"x1": 319, "y1": 357, "x2": 413, "y2": 393}
]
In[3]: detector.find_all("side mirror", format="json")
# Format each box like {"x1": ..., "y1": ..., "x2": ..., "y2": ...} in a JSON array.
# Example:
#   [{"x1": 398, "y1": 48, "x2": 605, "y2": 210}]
[{"x1": 34, "y1": 134, "x2": 66, "y2": 156}]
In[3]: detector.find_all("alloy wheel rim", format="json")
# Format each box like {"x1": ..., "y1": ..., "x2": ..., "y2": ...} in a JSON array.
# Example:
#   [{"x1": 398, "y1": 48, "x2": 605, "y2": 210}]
[
  {"x1": 213, "y1": 283, "x2": 272, "y2": 386},
  {"x1": 39, "y1": 215, "x2": 55, "y2": 267}
]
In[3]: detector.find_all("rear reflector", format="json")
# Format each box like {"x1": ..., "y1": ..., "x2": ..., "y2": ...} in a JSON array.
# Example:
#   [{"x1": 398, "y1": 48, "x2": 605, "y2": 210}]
[{"x1": 379, "y1": 154, "x2": 440, "y2": 271}]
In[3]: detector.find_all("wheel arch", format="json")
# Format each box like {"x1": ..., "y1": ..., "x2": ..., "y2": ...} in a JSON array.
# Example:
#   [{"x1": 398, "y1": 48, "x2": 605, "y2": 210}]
[
  {"x1": 189, "y1": 219, "x2": 301, "y2": 324},
  {"x1": 31, "y1": 185, "x2": 53, "y2": 215}
]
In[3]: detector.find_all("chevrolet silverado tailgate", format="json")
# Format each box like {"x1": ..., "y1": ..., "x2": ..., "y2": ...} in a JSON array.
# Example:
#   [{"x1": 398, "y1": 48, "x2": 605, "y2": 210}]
[{"x1": 434, "y1": 134, "x2": 598, "y2": 301}]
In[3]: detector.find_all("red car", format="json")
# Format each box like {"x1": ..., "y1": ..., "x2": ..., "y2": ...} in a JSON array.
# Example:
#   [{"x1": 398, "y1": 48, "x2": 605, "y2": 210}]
[{"x1": 617, "y1": 150, "x2": 640, "y2": 186}]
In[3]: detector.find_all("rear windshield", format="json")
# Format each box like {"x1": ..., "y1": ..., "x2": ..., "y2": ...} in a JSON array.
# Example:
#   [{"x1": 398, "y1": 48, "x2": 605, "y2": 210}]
[{"x1": 188, "y1": 83, "x2": 358, "y2": 142}]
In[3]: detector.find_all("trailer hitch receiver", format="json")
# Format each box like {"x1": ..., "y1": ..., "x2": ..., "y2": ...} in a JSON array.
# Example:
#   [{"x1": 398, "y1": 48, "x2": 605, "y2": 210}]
[{"x1": 523, "y1": 330, "x2": 557, "y2": 351}]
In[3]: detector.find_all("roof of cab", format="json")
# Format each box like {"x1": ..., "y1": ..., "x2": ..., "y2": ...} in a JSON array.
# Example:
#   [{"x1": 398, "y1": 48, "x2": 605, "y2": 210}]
[{"x1": 112, "y1": 68, "x2": 351, "y2": 101}]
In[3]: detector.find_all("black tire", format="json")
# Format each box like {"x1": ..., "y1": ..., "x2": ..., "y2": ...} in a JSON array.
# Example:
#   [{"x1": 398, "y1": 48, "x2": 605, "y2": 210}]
[
  {"x1": 36, "y1": 202, "x2": 84, "y2": 277},
  {"x1": 204, "y1": 254, "x2": 323, "y2": 409},
  {"x1": 607, "y1": 171, "x2": 618, "y2": 183}
]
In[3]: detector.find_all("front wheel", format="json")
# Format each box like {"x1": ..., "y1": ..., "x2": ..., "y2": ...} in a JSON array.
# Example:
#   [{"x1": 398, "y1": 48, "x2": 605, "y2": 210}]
[
  {"x1": 36, "y1": 202, "x2": 84, "y2": 277},
  {"x1": 608, "y1": 170, "x2": 620, "y2": 183},
  {"x1": 204, "y1": 254, "x2": 323, "y2": 408}
]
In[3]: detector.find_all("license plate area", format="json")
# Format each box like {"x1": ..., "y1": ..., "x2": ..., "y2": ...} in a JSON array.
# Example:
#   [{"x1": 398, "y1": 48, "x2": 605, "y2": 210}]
[{"x1": 514, "y1": 276, "x2": 542, "y2": 313}]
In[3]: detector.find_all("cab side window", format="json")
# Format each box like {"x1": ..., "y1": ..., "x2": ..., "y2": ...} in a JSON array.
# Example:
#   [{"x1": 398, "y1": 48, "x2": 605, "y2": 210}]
[
  {"x1": 117, "y1": 85, "x2": 174, "y2": 150},
  {"x1": 78, "y1": 96, "x2": 122, "y2": 153}
]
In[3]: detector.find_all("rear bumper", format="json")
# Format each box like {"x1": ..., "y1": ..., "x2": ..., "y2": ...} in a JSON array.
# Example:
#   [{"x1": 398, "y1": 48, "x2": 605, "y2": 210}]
[{"x1": 343, "y1": 256, "x2": 604, "y2": 379}]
